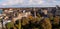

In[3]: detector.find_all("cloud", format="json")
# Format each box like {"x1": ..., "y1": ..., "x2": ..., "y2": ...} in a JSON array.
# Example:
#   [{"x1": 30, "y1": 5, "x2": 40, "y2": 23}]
[
  {"x1": 0, "y1": 0, "x2": 60, "y2": 7},
  {"x1": 38, "y1": 0, "x2": 45, "y2": 4},
  {"x1": 28, "y1": 0, "x2": 45, "y2": 5},
  {"x1": 0, "y1": 0, "x2": 23, "y2": 6},
  {"x1": 0, "y1": 0, "x2": 45, "y2": 6}
]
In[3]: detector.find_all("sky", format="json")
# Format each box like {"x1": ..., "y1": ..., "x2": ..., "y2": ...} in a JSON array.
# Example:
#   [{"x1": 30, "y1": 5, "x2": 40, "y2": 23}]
[{"x1": 0, "y1": 0, "x2": 60, "y2": 7}]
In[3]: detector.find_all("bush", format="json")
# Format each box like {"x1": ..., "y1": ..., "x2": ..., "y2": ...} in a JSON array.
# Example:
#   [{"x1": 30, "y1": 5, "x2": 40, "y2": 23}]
[
  {"x1": 5, "y1": 22, "x2": 14, "y2": 29},
  {"x1": 40, "y1": 18, "x2": 52, "y2": 29}
]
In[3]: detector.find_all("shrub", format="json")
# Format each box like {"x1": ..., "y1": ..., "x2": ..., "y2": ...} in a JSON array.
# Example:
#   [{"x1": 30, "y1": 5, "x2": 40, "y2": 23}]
[
  {"x1": 40, "y1": 18, "x2": 52, "y2": 29},
  {"x1": 5, "y1": 22, "x2": 14, "y2": 29}
]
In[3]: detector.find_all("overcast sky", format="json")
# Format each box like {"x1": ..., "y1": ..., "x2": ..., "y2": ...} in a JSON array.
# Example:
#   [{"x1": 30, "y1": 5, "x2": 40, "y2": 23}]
[{"x1": 0, "y1": 0, "x2": 60, "y2": 7}]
